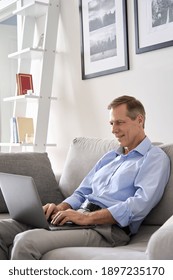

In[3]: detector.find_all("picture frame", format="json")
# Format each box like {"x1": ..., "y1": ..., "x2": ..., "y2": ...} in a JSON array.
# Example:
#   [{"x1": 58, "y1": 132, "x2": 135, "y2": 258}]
[
  {"x1": 79, "y1": 0, "x2": 129, "y2": 79},
  {"x1": 134, "y1": 0, "x2": 173, "y2": 54},
  {"x1": 16, "y1": 73, "x2": 34, "y2": 95}
]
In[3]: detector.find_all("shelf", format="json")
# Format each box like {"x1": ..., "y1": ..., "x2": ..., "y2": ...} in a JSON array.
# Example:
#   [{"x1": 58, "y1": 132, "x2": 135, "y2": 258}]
[
  {"x1": 13, "y1": 1, "x2": 49, "y2": 18},
  {"x1": 8, "y1": 47, "x2": 44, "y2": 60},
  {"x1": 0, "y1": 142, "x2": 33, "y2": 147},
  {"x1": 3, "y1": 94, "x2": 41, "y2": 102},
  {"x1": 0, "y1": 0, "x2": 17, "y2": 22},
  {"x1": 3, "y1": 95, "x2": 57, "y2": 102},
  {"x1": 0, "y1": 143, "x2": 56, "y2": 147}
]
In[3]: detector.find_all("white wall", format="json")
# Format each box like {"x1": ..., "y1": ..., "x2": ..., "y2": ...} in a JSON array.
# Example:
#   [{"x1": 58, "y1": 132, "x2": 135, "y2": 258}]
[{"x1": 48, "y1": 0, "x2": 173, "y2": 173}]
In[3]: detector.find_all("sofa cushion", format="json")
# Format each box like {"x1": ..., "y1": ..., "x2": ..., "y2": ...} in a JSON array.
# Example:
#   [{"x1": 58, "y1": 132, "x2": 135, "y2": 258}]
[
  {"x1": 0, "y1": 152, "x2": 64, "y2": 213},
  {"x1": 146, "y1": 215, "x2": 173, "y2": 259},
  {"x1": 59, "y1": 137, "x2": 119, "y2": 197},
  {"x1": 144, "y1": 143, "x2": 173, "y2": 226}
]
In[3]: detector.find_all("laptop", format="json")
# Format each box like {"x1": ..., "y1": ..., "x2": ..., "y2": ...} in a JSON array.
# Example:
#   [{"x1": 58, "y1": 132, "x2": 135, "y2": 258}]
[{"x1": 0, "y1": 172, "x2": 95, "y2": 231}]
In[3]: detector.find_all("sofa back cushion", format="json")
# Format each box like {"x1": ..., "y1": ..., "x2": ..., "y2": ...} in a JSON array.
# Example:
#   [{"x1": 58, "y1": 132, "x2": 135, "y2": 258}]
[
  {"x1": 59, "y1": 137, "x2": 119, "y2": 197},
  {"x1": 143, "y1": 143, "x2": 173, "y2": 226},
  {"x1": 0, "y1": 152, "x2": 64, "y2": 213}
]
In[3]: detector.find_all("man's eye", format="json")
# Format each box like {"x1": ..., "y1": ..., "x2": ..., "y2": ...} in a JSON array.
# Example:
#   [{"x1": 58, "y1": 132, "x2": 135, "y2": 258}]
[
  {"x1": 110, "y1": 121, "x2": 125, "y2": 126},
  {"x1": 117, "y1": 121, "x2": 126, "y2": 126}
]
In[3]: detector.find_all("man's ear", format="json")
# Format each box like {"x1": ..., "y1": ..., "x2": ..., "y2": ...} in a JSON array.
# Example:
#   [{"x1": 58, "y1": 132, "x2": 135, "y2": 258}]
[{"x1": 137, "y1": 114, "x2": 144, "y2": 126}]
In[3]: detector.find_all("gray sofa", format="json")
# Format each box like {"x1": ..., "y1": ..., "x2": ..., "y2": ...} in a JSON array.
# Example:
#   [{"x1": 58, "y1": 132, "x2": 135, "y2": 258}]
[{"x1": 0, "y1": 137, "x2": 173, "y2": 260}]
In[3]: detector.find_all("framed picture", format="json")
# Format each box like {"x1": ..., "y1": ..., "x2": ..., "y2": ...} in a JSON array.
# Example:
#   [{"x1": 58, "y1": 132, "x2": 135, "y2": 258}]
[
  {"x1": 134, "y1": 0, "x2": 173, "y2": 54},
  {"x1": 16, "y1": 73, "x2": 34, "y2": 95},
  {"x1": 79, "y1": 0, "x2": 129, "y2": 79}
]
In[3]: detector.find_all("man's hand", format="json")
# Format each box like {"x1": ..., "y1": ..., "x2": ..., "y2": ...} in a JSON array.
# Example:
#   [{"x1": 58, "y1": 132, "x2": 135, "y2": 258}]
[
  {"x1": 51, "y1": 208, "x2": 116, "y2": 226},
  {"x1": 43, "y1": 202, "x2": 71, "y2": 221},
  {"x1": 51, "y1": 209, "x2": 89, "y2": 225}
]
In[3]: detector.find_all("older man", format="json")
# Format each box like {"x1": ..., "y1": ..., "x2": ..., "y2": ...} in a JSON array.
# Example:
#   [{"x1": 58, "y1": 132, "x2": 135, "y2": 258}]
[{"x1": 0, "y1": 95, "x2": 170, "y2": 259}]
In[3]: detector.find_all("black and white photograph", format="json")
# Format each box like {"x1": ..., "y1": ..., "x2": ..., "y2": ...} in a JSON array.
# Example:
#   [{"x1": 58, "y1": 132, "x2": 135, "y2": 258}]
[
  {"x1": 80, "y1": 0, "x2": 129, "y2": 79},
  {"x1": 134, "y1": 0, "x2": 173, "y2": 54},
  {"x1": 152, "y1": 0, "x2": 173, "y2": 27},
  {"x1": 89, "y1": 0, "x2": 117, "y2": 62}
]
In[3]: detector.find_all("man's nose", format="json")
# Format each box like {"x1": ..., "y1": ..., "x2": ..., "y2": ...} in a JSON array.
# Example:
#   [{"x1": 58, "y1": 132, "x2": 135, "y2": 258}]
[{"x1": 112, "y1": 124, "x2": 118, "y2": 134}]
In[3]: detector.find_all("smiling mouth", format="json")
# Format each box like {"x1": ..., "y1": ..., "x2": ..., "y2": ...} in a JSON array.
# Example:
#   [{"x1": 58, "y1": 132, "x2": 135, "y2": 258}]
[{"x1": 116, "y1": 135, "x2": 125, "y2": 141}]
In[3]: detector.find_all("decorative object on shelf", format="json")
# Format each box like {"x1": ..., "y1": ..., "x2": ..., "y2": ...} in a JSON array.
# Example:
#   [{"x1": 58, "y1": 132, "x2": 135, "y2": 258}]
[
  {"x1": 16, "y1": 73, "x2": 34, "y2": 95},
  {"x1": 79, "y1": 0, "x2": 129, "y2": 79},
  {"x1": 36, "y1": 33, "x2": 44, "y2": 49},
  {"x1": 16, "y1": 117, "x2": 34, "y2": 144},
  {"x1": 134, "y1": 0, "x2": 173, "y2": 54},
  {"x1": 11, "y1": 117, "x2": 34, "y2": 144}
]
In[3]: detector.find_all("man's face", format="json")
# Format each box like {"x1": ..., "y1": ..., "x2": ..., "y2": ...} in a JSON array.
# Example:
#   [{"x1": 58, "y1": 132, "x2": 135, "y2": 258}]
[{"x1": 109, "y1": 104, "x2": 145, "y2": 151}]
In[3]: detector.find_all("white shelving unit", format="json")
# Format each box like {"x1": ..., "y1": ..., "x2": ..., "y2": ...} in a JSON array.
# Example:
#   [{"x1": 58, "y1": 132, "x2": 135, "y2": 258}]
[{"x1": 0, "y1": 0, "x2": 60, "y2": 152}]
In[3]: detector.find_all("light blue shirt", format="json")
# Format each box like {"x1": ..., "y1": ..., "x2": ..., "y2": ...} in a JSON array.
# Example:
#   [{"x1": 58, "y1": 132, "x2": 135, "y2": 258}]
[{"x1": 64, "y1": 137, "x2": 170, "y2": 234}]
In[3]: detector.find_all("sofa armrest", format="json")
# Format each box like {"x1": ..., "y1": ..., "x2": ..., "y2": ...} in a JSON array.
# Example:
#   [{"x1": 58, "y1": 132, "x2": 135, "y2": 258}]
[{"x1": 146, "y1": 215, "x2": 173, "y2": 259}]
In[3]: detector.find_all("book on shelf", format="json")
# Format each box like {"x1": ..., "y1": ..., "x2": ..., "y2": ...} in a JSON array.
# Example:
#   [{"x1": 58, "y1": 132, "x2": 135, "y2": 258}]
[
  {"x1": 10, "y1": 117, "x2": 34, "y2": 144},
  {"x1": 10, "y1": 117, "x2": 19, "y2": 143},
  {"x1": 16, "y1": 73, "x2": 34, "y2": 95}
]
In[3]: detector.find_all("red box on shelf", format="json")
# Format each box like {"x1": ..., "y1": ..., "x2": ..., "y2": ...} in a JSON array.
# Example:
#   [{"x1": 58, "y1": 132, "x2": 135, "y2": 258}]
[{"x1": 16, "y1": 73, "x2": 34, "y2": 95}]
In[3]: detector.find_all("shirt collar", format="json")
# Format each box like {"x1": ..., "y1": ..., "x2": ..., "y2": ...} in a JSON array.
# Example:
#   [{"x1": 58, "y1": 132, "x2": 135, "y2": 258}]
[{"x1": 116, "y1": 136, "x2": 152, "y2": 156}]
